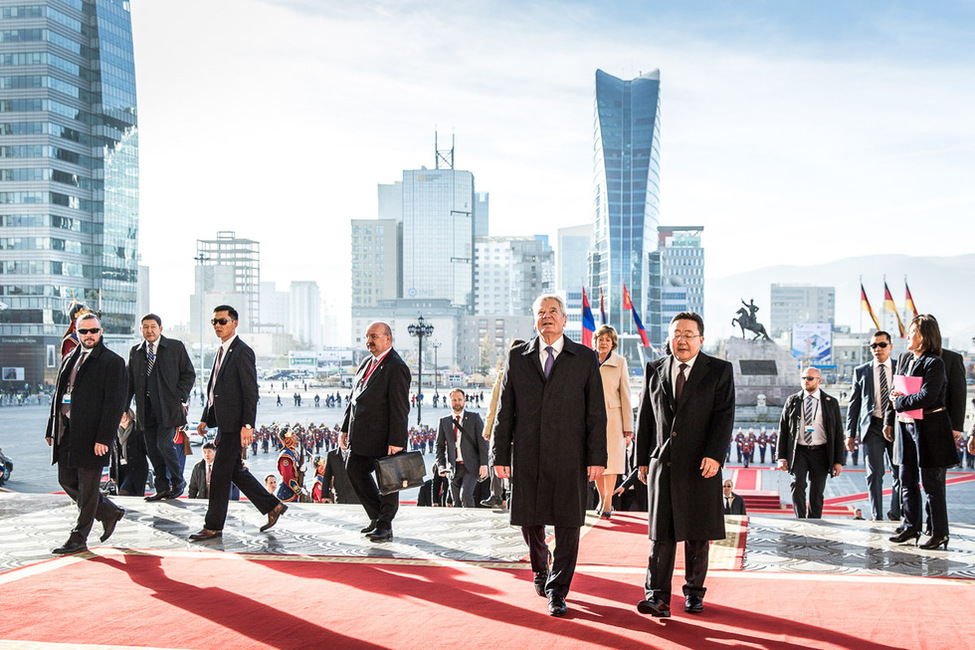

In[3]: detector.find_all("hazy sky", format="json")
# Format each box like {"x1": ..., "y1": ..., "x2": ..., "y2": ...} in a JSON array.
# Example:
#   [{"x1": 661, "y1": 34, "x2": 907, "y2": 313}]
[{"x1": 128, "y1": 0, "x2": 975, "y2": 340}]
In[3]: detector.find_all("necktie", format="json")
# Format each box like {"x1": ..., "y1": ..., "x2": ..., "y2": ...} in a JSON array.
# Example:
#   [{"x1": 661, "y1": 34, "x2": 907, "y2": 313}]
[
  {"x1": 675, "y1": 363, "x2": 688, "y2": 401},
  {"x1": 454, "y1": 415, "x2": 461, "y2": 440},
  {"x1": 146, "y1": 342, "x2": 156, "y2": 377},
  {"x1": 361, "y1": 358, "x2": 378, "y2": 384},
  {"x1": 803, "y1": 394, "x2": 815, "y2": 444},
  {"x1": 208, "y1": 346, "x2": 224, "y2": 407},
  {"x1": 206, "y1": 464, "x2": 212, "y2": 490},
  {"x1": 725, "y1": 496, "x2": 731, "y2": 513},
  {"x1": 61, "y1": 351, "x2": 87, "y2": 418},
  {"x1": 543, "y1": 346, "x2": 555, "y2": 378},
  {"x1": 878, "y1": 363, "x2": 890, "y2": 415}
]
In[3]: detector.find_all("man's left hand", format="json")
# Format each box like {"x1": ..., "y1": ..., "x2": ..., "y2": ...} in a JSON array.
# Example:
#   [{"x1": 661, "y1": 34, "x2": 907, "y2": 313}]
[
  {"x1": 831, "y1": 463, "x2": 843, "y2": 477},
  {"x1": 587, "y1": 465, "x2": 604, "y2": 482},
  {"x1": 241, "y1": 427, "x2": 253, "y2": 447},
  {"x1": 953, "y1": 430, "x2": 963, "y2": 443},
  {"x1": 479, "y1": 465, "x2": 488, "y2": 480},
  {"x1": 700, "y1": 457, "x2": 719, "y2": 478},
  {"x1": 94, "y1": 443, "x2": 108, "y2": 456},
  {"x1": 387, "y1": 445, "x2": 403, "y2": 455}
]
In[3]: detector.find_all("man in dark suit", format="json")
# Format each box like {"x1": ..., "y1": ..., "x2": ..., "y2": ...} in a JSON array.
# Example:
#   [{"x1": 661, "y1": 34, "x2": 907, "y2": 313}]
[
  {"x1": 636, "y1": 312, "x2": 734, "y2": 618},
  {"x1": 187, "y1": 441, "x2": 240, "y2": 501},
  {"x1": 846, "y1": 331, "x2": 899, "y2": 521},
  {"x1": 491, "y1": 294, "x2": 607, "y2": 618},
  {"x1": 126, "y1": 313, "x2": 196, "y2": 501},
  {"x1": 189, "y1": 305, "x2": 286, "y2": 541},
  {"x1": 321, "y1": 446, "x2": 360, "y2": 504},
  {"x1": 722, "y1": 479, "x2": 747, "y2": 515},
  {"x1": 777, "y1": 367, "x2": 844, "y2": 518},
  {"x1": 340, "y1": 321, "x2": 411, "y2": 542},
  {"x1": 436, "y1": 388, "x2": 487, "y2": 507},
  {"x1": 45, "y1": 313, "x2": 127, "y2": 554}
]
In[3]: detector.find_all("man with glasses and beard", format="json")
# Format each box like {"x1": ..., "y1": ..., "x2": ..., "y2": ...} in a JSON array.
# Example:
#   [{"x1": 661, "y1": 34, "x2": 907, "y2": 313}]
[{"x1": 45, "y1": 313, "x2": 127, "y2": 554}]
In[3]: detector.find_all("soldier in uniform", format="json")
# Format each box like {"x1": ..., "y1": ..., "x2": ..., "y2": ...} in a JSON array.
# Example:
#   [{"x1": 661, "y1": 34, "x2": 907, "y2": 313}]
[{"x1": 275, "y1": 428, "x2": 305, "y2": 503}]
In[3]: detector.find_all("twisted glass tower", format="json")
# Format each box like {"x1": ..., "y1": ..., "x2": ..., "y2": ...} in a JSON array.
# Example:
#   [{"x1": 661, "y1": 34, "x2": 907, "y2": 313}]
[
  {"x1": 0, "y1": 0, "x2": 138, "y2": 386},
  {"x1": 590, "y1": 69, "x2": 660, "y2": 342}
]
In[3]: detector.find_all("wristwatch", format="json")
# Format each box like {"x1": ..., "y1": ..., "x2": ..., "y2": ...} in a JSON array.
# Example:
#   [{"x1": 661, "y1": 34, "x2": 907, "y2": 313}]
[{"x1": 244, "y1": 424, "x2": 253, "y2": 430}]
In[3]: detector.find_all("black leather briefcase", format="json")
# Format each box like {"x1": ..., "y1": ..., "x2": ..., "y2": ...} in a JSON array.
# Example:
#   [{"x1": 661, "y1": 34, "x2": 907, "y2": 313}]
[{"x1": 375, "y1": 451, "x2": 426, "y2": 496}]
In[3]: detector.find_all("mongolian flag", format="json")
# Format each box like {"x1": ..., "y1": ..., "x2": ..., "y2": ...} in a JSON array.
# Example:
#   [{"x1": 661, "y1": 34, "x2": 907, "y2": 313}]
[
  {"x1": 905, "y1": 281, "x2": 919, "y2": 319},
  {"x1": 883, "y1": 281, "x2": 906, "y2": 338},
  {"x1": 581, "y1": 287, "x2": 596, "y2": 347},
  {"x1": 598, "y1": 287, "x2": 608, "y2": 325},
  {"x1": 623, "y1": 284, "x2": 650, "y2": 347},
  {"x1": 860, "y1": 283, "x2": 881, "y2": 331}
]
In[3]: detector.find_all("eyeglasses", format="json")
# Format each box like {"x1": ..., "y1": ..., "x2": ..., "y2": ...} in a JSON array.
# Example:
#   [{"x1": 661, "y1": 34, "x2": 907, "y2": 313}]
[
  {"x1": 671, "y1": 334, "x2": 701, "y2": 341},
  {"x1": 801, "y1": 376, "x2": 819, "y2": 381},
  {"x1": 869, "y1": 342, "x2": 889, "y2": 349},
  {"x1": 77, "y1": 328, "x2": 101, "y2": 335},
  {"x1": 211, "y1": 318, "x2": 233, "y2": 326}
]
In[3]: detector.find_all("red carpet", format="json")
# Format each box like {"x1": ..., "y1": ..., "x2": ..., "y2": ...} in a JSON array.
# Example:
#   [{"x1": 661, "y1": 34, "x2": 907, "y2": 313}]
[{"x1": 1, "y1": 550, "x2": 972, "y2": 649}]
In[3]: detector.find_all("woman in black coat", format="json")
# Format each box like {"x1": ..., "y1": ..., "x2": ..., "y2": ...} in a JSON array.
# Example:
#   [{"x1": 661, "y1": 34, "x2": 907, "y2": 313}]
[{"x1": 889, "y1": 314, "x2": 958, "y2": 549}]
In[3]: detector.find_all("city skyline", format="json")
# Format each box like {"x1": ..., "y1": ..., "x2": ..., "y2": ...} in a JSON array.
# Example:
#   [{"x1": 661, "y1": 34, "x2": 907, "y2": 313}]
[{"x1": 126, "y1": 0, "x2": 975, "y2": 343}]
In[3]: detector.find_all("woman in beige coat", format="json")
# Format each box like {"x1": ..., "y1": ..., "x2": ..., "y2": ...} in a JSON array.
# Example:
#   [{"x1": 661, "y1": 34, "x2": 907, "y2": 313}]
[{"x1": 593, "y1": 325, "x2": 633, "y2": 519}]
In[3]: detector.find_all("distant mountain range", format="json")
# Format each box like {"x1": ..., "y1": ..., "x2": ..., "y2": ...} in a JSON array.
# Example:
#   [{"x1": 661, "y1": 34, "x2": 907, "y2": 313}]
[{"x1": 705, "y1": 254, "x2": 975, "y2": 350}]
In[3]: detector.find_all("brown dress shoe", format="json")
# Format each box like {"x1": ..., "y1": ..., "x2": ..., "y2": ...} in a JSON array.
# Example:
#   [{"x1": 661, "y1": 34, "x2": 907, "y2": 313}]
[
  {"x1": 260, "y1": 502, "x2": 288, "y2": 532},
  {"x1": 188, "y1": 528, "x2": 223, "y2": 541}
]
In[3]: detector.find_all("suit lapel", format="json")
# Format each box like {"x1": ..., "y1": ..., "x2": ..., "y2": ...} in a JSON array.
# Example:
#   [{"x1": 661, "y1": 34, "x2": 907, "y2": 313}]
[
  {"x1": 656, "y1": 360, "x2": 674, "y2": 409},
  {"x1": 524, "y1": 338, "x2": 544, "y2": 380},
  {"x1": 677, "y1": 354, "x2": 708, "y2": 408}
]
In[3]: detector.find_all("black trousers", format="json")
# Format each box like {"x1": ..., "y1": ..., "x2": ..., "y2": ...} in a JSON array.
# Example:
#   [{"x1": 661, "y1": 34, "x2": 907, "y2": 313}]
[
  {"x1": 204, "y1": 428, "x2": 280, "y2": 531},
  {"x1": 646, "y1": 538, "x2": 710, "y2": 602},
  {"x1": 347, "y1": 452, "x2": 399, "y2": 529},
  {"x1": 899, "y1": 422, "x2": 949, "y2": 537},
  {"x1": 57, "y1": 443, "x2": 121, "y2": 544},
  {"x1": 790, "y1": 444, "x2": 829, "y2": 518},
  {"x1": 449, "y1": 462, "x2": 479, "y2": 508},
  {"x1": 523, "y1": 525, "x2": 579, "y2": 598},
  {"x1": 143, "y1": 423, "x2": 183, "y2": 493}
]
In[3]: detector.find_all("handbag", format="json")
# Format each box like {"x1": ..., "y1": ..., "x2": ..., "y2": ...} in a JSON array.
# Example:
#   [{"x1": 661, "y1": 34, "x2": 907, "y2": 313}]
[{"x1": 375, "y1": 451, "x2": 426, "y2": 496}]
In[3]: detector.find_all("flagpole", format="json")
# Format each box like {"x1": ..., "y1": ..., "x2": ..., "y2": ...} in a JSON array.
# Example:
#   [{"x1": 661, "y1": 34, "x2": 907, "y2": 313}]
[{"x1": 859, "y1": 275, "x2": 863, "y2": 333}]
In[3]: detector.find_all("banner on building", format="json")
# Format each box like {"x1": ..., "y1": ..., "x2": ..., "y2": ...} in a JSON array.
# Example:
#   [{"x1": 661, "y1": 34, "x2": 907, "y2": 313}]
[{"x1": 791, "y1": 323, "x2": 832, "y2": 363}]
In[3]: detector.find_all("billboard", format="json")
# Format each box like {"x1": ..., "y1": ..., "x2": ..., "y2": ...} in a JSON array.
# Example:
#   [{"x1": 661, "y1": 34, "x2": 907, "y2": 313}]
[{"x1": 792, "y1": 323, "x2": 832, "y2": 363}]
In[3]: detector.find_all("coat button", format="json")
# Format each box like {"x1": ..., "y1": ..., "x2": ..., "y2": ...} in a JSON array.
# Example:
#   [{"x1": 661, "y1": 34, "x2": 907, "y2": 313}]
[
  {"x1": 671, "y1": 432, "x2": 677, "y2": 438},
  {"x1": 666, "y1": 462, "x2": 671, "y2": 467}
]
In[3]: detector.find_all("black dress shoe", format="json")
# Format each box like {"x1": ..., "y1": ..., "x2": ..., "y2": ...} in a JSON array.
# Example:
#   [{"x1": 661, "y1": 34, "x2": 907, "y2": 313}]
[
  {"x1": 480, "y1": 496, "x2": 503, "y2": 508},
  {"x1": 548, "y1": 594, "x2": 567, "y2": 617},
  {"x1": 367, "y1": 528, "x2": 393, "y2": 542},
  {"x1": 533, "y1": 571, "x2": 548, "y2": 597},
  {"x1": 167, "y1": 481, "x2": 186, "y2": 500},
  {"x1": 887, "y1": 511, "x2": 900, "y2": 521},
  {"x1": 637, "y1": 598, "x2": 671, "y2": 618},
  {"x1": 685, "y1": 595, "x2": 705, "y2": 613},
  {"x1": 99, "y1": 508, "x2": 125, "y2": 543},
  {"x1": 260, "y1": 502, "x2": 288, "y2": 532},
  {"x1": 889, "y1": 529, "x2": 921, "y2": 544},
  {"x1": 145, "y1": 491, "x2": 169, "y2": 502},
  {"x1": 360, "y1": 520, "x2": 379, "y2": 534},
  {"x1": 919, "y1": 535, "x2": 949, "y2": 550},
  {"x1": 188, "y1": 528, "x2": 223, "y2": 541},
  {"x1": 52, "y1": 540, "x2": 87, "y2": 555}
]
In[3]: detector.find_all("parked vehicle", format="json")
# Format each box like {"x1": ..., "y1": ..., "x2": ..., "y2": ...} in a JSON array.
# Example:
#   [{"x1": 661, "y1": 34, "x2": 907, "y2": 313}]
[{"x1": 0, "y1": 447, "x2": 14, "y2": 487}]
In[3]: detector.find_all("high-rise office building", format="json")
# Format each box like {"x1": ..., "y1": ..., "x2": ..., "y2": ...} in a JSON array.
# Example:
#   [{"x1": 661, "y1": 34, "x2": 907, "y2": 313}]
[
  {"x1": 770, "y1": 284, "x2": 835, "y2": 336},
  {"x1": 192, "y1": 231, "x2": 260, "y2": 333},
  {"x1": 473, "y1": 191, "x2": 489, "y2": 238},
  {"x1": 589, "y1": 69, "x2": 661, "y2": 342},
  {"x1": 289, "y1": 280, "x2": 321, "y2": 349},
  {"x1": 647, "y1": 226, "x2": 704, "y2": 346},
  {"x1": 0, "y1": 0, "x2": 139, "y2": 384},
  {"x1": 473, "y1": 236, "x2": 554, "y2": 316},
  {"x1": 556, "y1": 223, "x2": 592, "y2": 293},
  {"x1": 350, "y1": 218, "x2": 401, "y2": 309}
]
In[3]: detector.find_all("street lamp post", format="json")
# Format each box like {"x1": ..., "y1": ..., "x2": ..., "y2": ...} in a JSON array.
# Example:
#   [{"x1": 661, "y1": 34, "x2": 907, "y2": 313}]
[
  {"x1": 407, "y1": 315, "x2": 434, "y2": 425},
  {"x1": 432, "y1": 340, "x2": 441, "y2": 403}
]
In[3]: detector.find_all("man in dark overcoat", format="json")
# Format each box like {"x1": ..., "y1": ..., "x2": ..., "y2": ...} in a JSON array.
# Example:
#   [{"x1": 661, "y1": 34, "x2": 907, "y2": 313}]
[
  {"x1": 491, "y1": 294, "x2": 607, "y2": 618},
  {"x1": 45, "y1": 313, "x2": 128, "y2": 554},
  {"x1": 636, "y1": 312, "x2": 735, "y2": 617}
]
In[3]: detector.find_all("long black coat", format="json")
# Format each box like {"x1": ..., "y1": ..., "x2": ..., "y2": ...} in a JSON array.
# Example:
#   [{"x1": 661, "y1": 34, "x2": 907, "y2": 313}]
[
  {"x1": 777, "y1": 388, "x2": 846, "y2": 470},
  {"x1": 127, "y1": 335, "x2": 196, "y2": 429},
  {"x1": 636, "y1": 352, "x2": 735, "y2": 541},
  {"x1": 894, "y1": 352, "x2": 958, "y2": 468},
  {"x1": 490, "y1": 335, "x2": 607, "y2": 528},
  {"x1": 46, "y1": 341, "x2": 127, "y2": 468}
]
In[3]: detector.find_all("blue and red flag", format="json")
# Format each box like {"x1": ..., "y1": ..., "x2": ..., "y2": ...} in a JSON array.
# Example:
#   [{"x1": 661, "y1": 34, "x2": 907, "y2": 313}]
[
  {"x1": 581, "y1": 287, "x2": 596, "y2": 347},
  {"x1": 599, "y1": 287, "x2": 608, "y2": 325},
  {"x1": 623, "y1": 284, "x2": 650, "y2": 347}
]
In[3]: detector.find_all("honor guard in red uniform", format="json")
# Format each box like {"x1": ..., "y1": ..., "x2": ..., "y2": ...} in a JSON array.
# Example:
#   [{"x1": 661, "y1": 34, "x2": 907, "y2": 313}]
[
  {"x1": 276, "y1": 428, "x2": 305, "y2": 502},
  {"x1": 311, "y1": 457, "x2": 327, "y2": 503}
]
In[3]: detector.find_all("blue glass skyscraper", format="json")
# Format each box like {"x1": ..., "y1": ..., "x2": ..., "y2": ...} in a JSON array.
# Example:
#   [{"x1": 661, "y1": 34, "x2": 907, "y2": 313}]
[
  {"x1": 0, "y1": 0, "x2": 138, "y2": 386},
  {"x1": 590, "y1": 69, "x2": 660, "y2": 342}
]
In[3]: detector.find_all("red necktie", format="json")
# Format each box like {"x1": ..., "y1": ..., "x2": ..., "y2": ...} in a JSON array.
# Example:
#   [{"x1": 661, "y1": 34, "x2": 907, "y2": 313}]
[
  {"x1": 454, "y1": 415, "x2": 461, "y2": 441},
  {"x1": 676, "y1": 363, "x2": 688, "y2": 401}
]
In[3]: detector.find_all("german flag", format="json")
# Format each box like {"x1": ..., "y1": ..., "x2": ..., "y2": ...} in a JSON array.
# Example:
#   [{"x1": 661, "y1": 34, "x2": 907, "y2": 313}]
[
  {"x1": 883, "y1": 281, "x2": 906, "y2": 338},
  {"x1": 860, "y1": 283, "x2": 881, "y2": 331},
  {"x1": 905, "y1": 280, "x2": 919, "y2": 319}
]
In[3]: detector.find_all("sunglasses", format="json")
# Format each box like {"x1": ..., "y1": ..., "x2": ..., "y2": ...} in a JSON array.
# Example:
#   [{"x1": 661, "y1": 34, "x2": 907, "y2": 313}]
[
  {"x1": 77, "y1": 328, "x2": 101, "y2": 335},
  {"x1": 801, "y1": 376, "x2": 819, "y2": 381},
  {"x1": 869, "y1": 342, "x2": 889, "y2": 349},
  {"x1": 211, "y1": 318, "x2": 233, "y2": 326}
]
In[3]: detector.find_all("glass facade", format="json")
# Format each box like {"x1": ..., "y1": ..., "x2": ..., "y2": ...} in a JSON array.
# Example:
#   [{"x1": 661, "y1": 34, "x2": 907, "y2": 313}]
[
  {"x1": 0, "y1": 0, "x2": 138, "y2": 385},
  {"x1": 590, "y1": 69, "x2": 660, "y2": 340}
]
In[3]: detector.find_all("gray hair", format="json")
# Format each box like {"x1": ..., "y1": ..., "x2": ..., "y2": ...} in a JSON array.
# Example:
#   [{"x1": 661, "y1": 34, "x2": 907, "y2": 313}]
[{"x1": 531, "y1": 294, "x2": 567, "y2": 317}]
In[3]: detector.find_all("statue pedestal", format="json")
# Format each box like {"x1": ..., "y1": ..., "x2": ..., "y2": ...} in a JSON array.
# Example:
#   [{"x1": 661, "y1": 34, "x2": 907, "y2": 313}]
[{"x1": 721, "y1": 337, "x2": 799, "y2": 407}]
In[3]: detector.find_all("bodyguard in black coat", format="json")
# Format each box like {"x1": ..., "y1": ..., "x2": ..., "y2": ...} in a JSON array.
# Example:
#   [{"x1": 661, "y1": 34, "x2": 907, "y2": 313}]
[
  {"x1": 636, "y1": 312, "x2": 734, "y2": 617},
  {"x1": 340, "y1": 321, "x2": 411, "y2": 541},
  {"x1": 45, "y1": 314, "x2": 127, "y2": 554},
  {"x1": 126, "y1": 314, "x2": 195, "y2": 499},
  {"x1": 491, "y1": 295, "x2": 607, "y2": 617}
]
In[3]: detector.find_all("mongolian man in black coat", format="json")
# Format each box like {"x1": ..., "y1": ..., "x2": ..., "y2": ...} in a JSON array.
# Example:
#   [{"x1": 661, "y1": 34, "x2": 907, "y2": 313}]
[
  {"x1": 491, "y1": 294, "x2": 607, "y2": 618},
  {"x1": 636, "y1": 312, "x2": 735, "y2": 618},
  {"x1": 45, "y1": 313, "x2": 128, "y2": 554}
]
